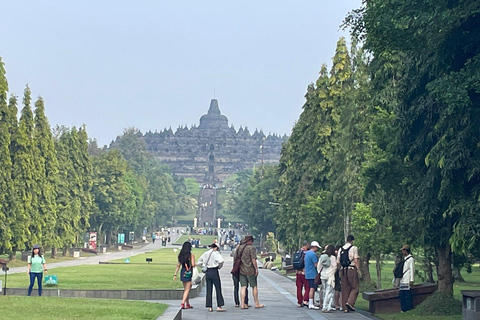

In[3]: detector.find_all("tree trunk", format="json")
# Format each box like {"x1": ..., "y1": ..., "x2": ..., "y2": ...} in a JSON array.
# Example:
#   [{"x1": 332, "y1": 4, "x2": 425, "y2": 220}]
[
  {"x1": 62, "y1": 246, "x2": 70, "y2": 257},
  {"x1": 436, "y1": 244, "x2": 454, "y2": 295},
  {"x1": 426, "y1": 260, "x2": 435, "y2": 283},
  {"x1": 360, "y1": 253, "x2": 372, "y2": 284},
  {"x1": 376, "y1": 255, "x2": 382, "y2": 289},
  {"x1": 51, "y1": 247, "x2": 58, "y2": 259},
  {"x1": 452, "y1": 266, "x2": 465, "y2": 282},
  {"x1": 9, "y1": 250, "x2": 17, "y2": 261}
]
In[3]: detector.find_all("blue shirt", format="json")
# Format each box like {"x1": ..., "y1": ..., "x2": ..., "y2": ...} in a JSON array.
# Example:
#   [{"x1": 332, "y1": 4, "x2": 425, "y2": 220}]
[{"x1": 304, "y1": 250, "x2": 318, "y2": 280}]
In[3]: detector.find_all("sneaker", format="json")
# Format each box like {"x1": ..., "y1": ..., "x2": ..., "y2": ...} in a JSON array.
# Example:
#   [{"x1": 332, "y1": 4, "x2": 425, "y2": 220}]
[{"x1": 309, "y1": 306, "x2": 320, "y2": 310}]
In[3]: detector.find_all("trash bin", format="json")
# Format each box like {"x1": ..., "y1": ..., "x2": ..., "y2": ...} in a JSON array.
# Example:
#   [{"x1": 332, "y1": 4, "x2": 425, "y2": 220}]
[
  {"x1": 21, "y1": 251, "x2": 29, "y2": 262},
  {"x1": 73, "y1": 250, "x2": 80, "y2": 258},
  {"x1": 462, "y1": 290, "x2": 480, "y2": 320},
  {"x1": 100, "y1": 245, "x2": 107, "y2": 254}
]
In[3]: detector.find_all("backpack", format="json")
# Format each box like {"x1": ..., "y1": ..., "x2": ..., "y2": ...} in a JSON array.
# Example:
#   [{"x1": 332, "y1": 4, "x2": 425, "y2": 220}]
[
  {"x1": 393, "y1": 256, "x2": 411, "y2": 279},
  {"x1": 292, "y1": 250, "x2": 306, "y2": 270},
  {"x1": 339, "y1": 246, "x2": 353, "y2": 268}
]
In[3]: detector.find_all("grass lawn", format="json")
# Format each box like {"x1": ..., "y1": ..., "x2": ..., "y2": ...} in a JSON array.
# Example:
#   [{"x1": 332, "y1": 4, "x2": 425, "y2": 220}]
[
  {"x1": 5, "y1": 248, "x2": 208, "y2": 290},
  {"x1": 175, "y1": 234, "x2": 219, "y2": 246},
  {"x1": 0, "y1": 251, "x2": 97, "y2": 268},
  {"x1": 0, "y1": 296, "x2": 167, "y2": 320}
]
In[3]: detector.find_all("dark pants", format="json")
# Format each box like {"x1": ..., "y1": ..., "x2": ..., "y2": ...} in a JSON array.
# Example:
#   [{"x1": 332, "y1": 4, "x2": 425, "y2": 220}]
[
  {"x1": 341, "y1": 268, "x2": 359, "y2": 309},
  {"x1": 233, "y1": 275, "x2": 248, "y2": 306},
  {"x1": 206, "y1": 268, "x2": 224, "y2": 308},
  {"x1": 28, "y1": 272, "x2": 43, "y2": 296},
  {"x1": 296, "y1": 273, "x2": 310, "y2": 305},
  {"x1": 399, "y1": 287, "x2": 413, "y2": 312}
]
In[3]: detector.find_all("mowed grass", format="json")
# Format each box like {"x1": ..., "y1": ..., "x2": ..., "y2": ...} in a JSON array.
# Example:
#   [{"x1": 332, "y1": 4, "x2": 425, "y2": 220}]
[
  {"x1": 175, "y1": 234, "x2": 219, "y2": 246},
  {"x1": 5, "y1": 248, "x2": 208, "y2": 290},
  {"x1": 0, "y1": 251, "x2": 97, "y2": 268},
  {"x1": 0, "y1": 296, "x2": 167, "y2": 320}
]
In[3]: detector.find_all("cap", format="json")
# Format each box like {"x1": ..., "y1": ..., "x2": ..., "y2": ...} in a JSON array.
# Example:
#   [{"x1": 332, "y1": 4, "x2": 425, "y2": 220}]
[
  {"x1": 33, "y1": 244, "x2": 41, "y2": 249},
  {"x1": 400, "y1": 244, "x2": 410, "y2": 251},
  {"x1": 310, "y1": 241, "x2": 321, "y2": 248}
]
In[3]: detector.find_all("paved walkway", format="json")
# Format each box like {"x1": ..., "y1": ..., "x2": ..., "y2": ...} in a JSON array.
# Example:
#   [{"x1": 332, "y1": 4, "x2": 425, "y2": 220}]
[
  {"x1": 173, "y1": 251, "x2": 379, "y2": 320},
  {"x1": 7, "y1": 231, "x2": 183, "y2": 275}
]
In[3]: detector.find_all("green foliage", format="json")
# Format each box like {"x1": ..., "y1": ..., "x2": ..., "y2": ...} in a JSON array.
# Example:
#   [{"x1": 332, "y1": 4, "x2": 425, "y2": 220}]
[{"x1": 415, "y1": 291, "x2": 462, "y2": 316}]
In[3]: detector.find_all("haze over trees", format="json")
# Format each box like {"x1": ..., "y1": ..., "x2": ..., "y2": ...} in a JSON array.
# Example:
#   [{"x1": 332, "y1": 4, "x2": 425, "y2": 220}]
[{"x1": 0, "y1": 58, "x2": 195, "y2": 258}]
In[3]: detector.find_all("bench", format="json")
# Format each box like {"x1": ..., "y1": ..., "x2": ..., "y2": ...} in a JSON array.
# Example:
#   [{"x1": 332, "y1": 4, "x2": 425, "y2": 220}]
[
  {"x1": 283, "y1": 265, "x2": 296, "y2": 275},
  {"x1": 362, "y1": 282, "x2": 437, "y2": 313}
]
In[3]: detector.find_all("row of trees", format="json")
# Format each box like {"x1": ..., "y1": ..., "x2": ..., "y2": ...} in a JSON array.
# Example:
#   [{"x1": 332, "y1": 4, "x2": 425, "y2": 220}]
[
  {"x1": 233, "y1": 1, "x2": 480, "y2": 295},
  {"x1": 0, "y1": 58, "x2": 195, "y2": 258}
]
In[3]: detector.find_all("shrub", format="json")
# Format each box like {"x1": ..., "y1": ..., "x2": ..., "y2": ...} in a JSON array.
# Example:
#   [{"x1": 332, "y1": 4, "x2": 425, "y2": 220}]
[{"x1": 415, "y1": 291, "x2": 462, "y2": 316}]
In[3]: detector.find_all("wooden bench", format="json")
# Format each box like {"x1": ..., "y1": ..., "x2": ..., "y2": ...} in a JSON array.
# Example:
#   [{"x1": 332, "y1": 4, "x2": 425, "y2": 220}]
[
  {"x1": 283, "y1": 265, "x2": 296, "y2": 275},
  {"x1": 362, "y1": 282, "x2": 437, "y2": 313}
]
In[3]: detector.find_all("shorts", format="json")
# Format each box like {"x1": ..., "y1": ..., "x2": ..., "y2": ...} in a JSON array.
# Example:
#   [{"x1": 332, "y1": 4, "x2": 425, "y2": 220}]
[
  {"x1": 307, "y1": 278, "x2": 318, "y2": 289},
  {"x1": 239, "y1": 273, "x2": 257, "y2": 287}
]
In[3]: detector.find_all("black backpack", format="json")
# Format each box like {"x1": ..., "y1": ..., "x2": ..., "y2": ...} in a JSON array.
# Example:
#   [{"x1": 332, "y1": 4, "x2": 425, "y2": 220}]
[
  {"x1": 393, "y1": 256, "x2": 411, "y2": 279},
  {"x1": 339, "y1": 246, "x2": 353, "y2": 268},
  {"x1": 292, "y1": 250, "x2": 305, "y2": 270}
]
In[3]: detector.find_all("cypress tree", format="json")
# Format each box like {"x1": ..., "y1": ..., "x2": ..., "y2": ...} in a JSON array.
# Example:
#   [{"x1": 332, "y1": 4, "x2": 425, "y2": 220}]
[
  {"x1": 11, "y1": 85, "x2": 38, "y2": 255},
  {"x1": 0, "y1": 57, "x2": 14, "y2": 254},
  {"x1": 33, "y1": 97, "x2": 59, "y2": 257}
]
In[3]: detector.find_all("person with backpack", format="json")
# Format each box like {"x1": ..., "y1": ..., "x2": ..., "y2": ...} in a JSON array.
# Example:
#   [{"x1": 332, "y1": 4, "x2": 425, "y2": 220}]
[
  {"x1": 398, "y1": 244, "x2": 415, "y2": 312},
  {"x1": 230, "y1": 241, "x2": 249, "y2": 308},
  {"x1": 305, "y1": 241, "x2": 322, "y2": 310},
  {"x1": 294, "y1": 241, "x2": 310, "y2": 308},
  {"x1": 337, "y1": 235, "x2": 361, "y2": 313}
]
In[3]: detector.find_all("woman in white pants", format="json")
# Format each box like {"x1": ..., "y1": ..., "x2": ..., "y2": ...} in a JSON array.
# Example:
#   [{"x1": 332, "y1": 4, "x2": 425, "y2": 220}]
[{"x1": 320, "y1": 245, "x2": 337, "y2": 313}]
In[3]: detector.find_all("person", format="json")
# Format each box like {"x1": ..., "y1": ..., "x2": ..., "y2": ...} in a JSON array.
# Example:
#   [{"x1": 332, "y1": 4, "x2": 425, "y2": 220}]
[
  {"x1": 334, "y1": 245, "x2": 343, "y2": 310},
  {"x1": 231, "y1": 242, "x2": 249, "y2": 308},
  {"x1": 197, "y1": 243, "x2": 226, "y2": 312},
  {"x1": 305, "y1": 241, "x2": 321, "y2": 310},
  {"x1": 174, "y1": 241, "x2": 196, "y2": 309},
  {"x1": 238, "y1": 235, "x2": 265, "y2": 309},
  {"x1": 338, "y1": 235, "x2": 361, "y2": 313},
  {"x1": 27, "y1": 244, "x2": 47, "y2": 296},
  {"x1": 320, "y1": 245, "x2": 337, "y2": 313},
  {"x1": 152, "y1": 233, "x2": 156, "y2": 244},
  {"x1": 263, "y1": 257, "x2": 274, "y2": 270},
  {"x1": 399, "y1": 244, "x2": 415, "y2": 312},
  {"x1": 295, "y1": 241, "x2": 310, "y2": 308}
]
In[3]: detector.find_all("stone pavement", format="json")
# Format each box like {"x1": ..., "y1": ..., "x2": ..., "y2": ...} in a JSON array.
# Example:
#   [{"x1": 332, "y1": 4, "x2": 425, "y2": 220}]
[
  {"x1": 173, "y1": 251, "x2": 379, "y2": 320},
  {"x1": 7, "y1": 230, "x2": 183, "y2": 275}
]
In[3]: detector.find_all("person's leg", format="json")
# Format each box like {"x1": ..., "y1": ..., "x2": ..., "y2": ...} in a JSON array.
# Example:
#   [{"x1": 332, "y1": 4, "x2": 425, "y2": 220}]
[
  {"x1": 341, "y1": 270, "x2": 350, "y2": 311},
  {"x1": 321, "y1": 282, "x2": 328, "y2": 311},
  {"x1": 405, "y1": 289, "x2": 413, "y2": 311},
  {"x1": 302, "y1": 275, "x2": 310, "y2": 305},
  {"x1": 233, "y1": 275, "x2": 240, "y2": 306},
  {"x1": 37, "y1": 273, "x2": 43, "y2": 296},
  {"x1": 240, "y1": 274, "x2": 248, "y2": 308},
  {"x1": 326, "y1": 284, "x2": 335, "y2": 311},
  {"x1": 213, "y1": 270, "x2": 225, "y2": 308},
  {"x1": 205, "y1": 273, "x2": 213, "y2": 308},
  {"x1": 28, "y1": 272, "x2": 35, "y2": 296},
  {"x1": 245, "y1": 286, "x2": 249, "y2": 305},
  {"x1": 347, "y1": 269, "x2": 359, "y2": 308},
  {"x1": 296, "y1": 274, "x2": 303, "y2": 305}
]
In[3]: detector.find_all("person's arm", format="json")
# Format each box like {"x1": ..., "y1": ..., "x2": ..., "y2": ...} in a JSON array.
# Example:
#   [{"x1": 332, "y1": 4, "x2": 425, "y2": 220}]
[
  {"x1": 409, "y1": 258, "x2": 415, "y2": 287},
  {"x1": 251, "y1": 247, "x2": 259, "y2": 276},
  {"x1": 173, "y1": 261, "x2": 180, "y2": 280},
  {"x1": 216, "y1": 252, "x2": 225, "y2": 269},
  {"x1": 42, "y1": 257, "x2": 47, "y2": 273},
  {"x1": 191, "y1": 254, "x2": 196, "y2": 267},
  {"x1": 197, "y1": 252, "x2": 204, "y2": 268},
  {"x1": 353, "y1": 247, "x2": 362, "y2": 277}
]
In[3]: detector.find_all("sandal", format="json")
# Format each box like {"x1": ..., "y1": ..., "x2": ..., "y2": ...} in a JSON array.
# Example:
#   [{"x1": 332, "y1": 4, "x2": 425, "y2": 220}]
[
  {"x1": 208, "y1": 307, "x2": 213, "y2": 312},
  {"x1": 186, "y1": 304, "x2": 193, "y2": 309},
  {"x1": 181, "y1": 303, "x2": 186, "y2": 309},
  {"x1": 217, "y1": 308, "x2": 226, "y2": 312}
]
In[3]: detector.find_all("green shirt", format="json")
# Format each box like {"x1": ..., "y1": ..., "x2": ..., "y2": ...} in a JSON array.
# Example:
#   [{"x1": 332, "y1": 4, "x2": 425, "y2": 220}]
[{"x1": 28, "y1": 255, "x2": 46, "y2": 273}]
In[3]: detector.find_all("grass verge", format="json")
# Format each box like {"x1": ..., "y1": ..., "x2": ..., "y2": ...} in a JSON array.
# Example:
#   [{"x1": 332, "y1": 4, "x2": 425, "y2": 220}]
[{"x1": 0, "y1": 296, "x2": 167, "y2": 320}]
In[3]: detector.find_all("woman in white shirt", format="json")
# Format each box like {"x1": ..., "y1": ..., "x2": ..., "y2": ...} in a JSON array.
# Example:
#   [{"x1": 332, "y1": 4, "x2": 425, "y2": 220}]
[
  {"x1": 319, "y1": 245, "x2": 337, "y2": 313},
  {"x1": 197, "y1": 243, "x2": 226, "y2": 312}
]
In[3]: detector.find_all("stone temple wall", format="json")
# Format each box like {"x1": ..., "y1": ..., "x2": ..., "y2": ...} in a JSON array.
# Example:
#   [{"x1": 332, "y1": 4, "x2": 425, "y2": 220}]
[{"x1": 142, "y1": 99, "x2": 286, "y2": 184}]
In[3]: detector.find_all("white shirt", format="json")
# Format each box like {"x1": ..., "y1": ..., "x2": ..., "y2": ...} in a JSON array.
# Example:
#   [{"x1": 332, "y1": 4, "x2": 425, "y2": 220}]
[
  {"x1": 336, "y1": 243, "x2": 359, "y2": 266},
  {"x1": 400, "y1": 254, "x2": 414, "y2": 284},
  {"x1": 197, "y1": 249, "x2": 224, "y2": 269}
]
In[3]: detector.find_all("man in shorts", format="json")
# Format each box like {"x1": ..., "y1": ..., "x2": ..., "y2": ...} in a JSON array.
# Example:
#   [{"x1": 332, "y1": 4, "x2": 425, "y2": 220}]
[
  {"x1": 305, "y1": 241, "x2": 322, "y2": 309},
  {"x1": 238, "y1": 235, "x2": 265, "y2": 309}
]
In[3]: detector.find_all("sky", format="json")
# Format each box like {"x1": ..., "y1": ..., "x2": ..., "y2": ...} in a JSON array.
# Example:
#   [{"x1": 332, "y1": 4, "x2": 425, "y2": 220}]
[{"x1": 1, "y1": 1, "x2": 361, "y2": 146}]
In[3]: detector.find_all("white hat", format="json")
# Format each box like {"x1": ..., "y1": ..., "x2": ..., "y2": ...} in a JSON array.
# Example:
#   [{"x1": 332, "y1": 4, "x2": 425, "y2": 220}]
[{"x1": 310, "y1": 241, "x2": 321, "y2": 248}]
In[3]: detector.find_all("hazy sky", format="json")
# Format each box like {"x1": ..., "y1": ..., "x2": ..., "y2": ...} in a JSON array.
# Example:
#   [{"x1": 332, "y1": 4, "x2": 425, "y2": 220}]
[{"x1": 1, "y1": 1, "x2": 361, "y2": 146}]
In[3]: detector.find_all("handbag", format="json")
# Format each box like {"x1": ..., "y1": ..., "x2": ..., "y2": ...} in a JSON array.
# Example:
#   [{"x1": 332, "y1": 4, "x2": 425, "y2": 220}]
[
  {"x1": 314, "y1": 267, "x2": 323, "y2": 285},
  {"x1": 202, "y1": 251, "x2": 214, "y2": 273},
  {"x1": 231, "y1": 246, "x2": 246, "y2": 278},
  {"x1": 192, "y1": 266, "x2": 201, "y2": 284},
  {"x1": 183, "y1": 263, "x2": 192, "y2": 278}
]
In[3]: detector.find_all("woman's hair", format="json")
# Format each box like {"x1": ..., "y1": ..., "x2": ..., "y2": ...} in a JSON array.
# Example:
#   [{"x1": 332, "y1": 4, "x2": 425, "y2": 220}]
[
  {"x1": 325, "y1": 244, "x2": 335, "y2": 257},
  {"x1": 178, "y1": 241, "x2": 192, "y2": 264},
  {"x1": 31, "y1": 247, "x2": 42, "y2": 258}
]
